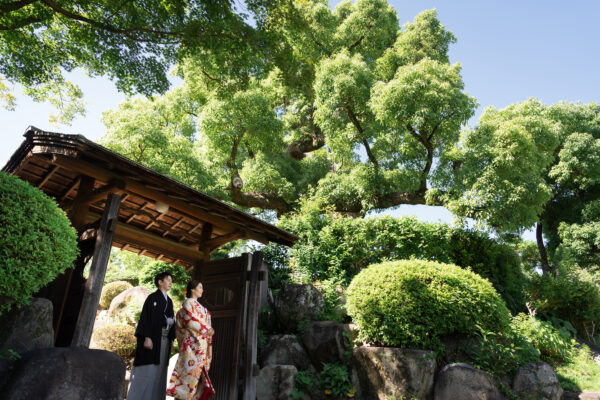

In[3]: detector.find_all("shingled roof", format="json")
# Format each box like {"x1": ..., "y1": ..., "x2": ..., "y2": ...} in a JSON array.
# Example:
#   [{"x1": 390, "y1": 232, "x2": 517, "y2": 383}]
[{"x1": 3, "y1": 127, "x2": 297, "y2": 269}]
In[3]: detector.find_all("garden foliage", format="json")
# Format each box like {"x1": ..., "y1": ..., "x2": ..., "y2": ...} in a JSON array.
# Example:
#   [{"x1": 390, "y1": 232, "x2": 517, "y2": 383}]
[
  {"x1": 346, "y1": 259, "x2": 511, "y2": 353},
  {"x1": 0, "y1": 172, "x2": 78, "y2": 314},
  {"x1": 275, "y1": 214, "x2": 527, "y2": 313},
  {"x1": 140, "y1": 260, "x2": 190, "y2": 302},
  {"x1": 527, "y1": 267, "x2": 600, "y2": 340},
  {"x1": 90, "y1": 323, "x2": 137, "y2": 364},
  {"x1": 510, "y1": 314, "x2": 576, "y2": 362}
]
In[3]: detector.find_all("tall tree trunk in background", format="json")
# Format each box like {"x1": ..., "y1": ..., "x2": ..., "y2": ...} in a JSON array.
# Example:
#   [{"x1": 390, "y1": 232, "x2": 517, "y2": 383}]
[{"x1": 536, "y1": 221, "x2": 552, "y2": 275}]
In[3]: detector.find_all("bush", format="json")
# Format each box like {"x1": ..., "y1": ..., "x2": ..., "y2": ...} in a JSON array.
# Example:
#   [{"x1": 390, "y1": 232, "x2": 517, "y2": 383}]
[
  {"x1": 319, "y1": 363, "x2": 354, "y2": 399},
  {"x1": 90, "y1": 323, "x2": 136, "y2": 364},
  {"x1": 292, "y1": 370, "x2": 317, "y2": 400},
  {"x1": 346, "y1": 259, "x2": 511, "y2": 353},
  {"x1": 466, "y1": 323, "x2": 540, "y2": 377},
  {"x1": 99, "y1": 281, "x2": 133, "y2": 309},
  {"x1": 510, "y1": 314, "x2": 576, "y2": 362},
  {"x1": 279, "y1": 214, "x2": 527, "y2": 313},
  {"x1": 314, "y1": 279, "x2": 348, "y2": 322},
  {"x1": 0, "y1": 172, "x2": 78, "y2": 314},
  {"x1": 104, "y1": 268, "x2": 140, "y2": 286},
  {"x1": 528, "y1": 268, "x2": 600, "y2": 340}
]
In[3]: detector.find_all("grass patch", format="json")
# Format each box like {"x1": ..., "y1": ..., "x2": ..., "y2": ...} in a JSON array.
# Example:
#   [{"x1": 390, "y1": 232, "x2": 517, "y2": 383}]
[{"x1": 555, "y1": 345, "x2": 600, "y2": 392}]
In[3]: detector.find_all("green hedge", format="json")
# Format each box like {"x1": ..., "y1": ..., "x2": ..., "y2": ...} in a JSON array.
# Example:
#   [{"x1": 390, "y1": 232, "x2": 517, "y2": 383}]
[
  {"x1": 0, "y1": 172, "x2": 78, "y2": 314},
  {"x1": 346, "y1": 259, "x2": 512, "y2": 353},
  {"x1": 277, "y1": 214, "x2": 527, "y2": 313}
]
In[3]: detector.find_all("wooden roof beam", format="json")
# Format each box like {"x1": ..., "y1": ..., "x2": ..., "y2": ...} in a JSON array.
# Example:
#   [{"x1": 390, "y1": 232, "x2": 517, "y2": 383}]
[
  {"x1": 59, "y1": 176, "x2": 81, "y2": 201},
  {"x1": 84, "y1": 212, "x2": 205, "y2": 263},
  {"x1": 119, "y1": 204, "x2": 198, "y2": 242},
  {"x1": 162, "y1": 217, "x2": 185, "y2": 237},
  {"x1": 62, "y1": 179, "x2": 125, "y2": 211},
  {"x1": 37, "y1": 165, "x2": 59, "y2": 189},
  {"x1": 82, "y1": 179, "x2": 125, "y2": 206},
  {"x1": 52, "y1": 154, "x2": 271, "y2": 245},
  {"x1": 204, "y1": 231, "x2": 246, "y2": 252}
]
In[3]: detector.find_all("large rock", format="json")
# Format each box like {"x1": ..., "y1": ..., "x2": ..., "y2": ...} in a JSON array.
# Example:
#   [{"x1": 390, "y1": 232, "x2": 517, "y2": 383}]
[
  {"x1": 352, "y1": 347, "x2": 436, "y2": 400},
  {"x1": 434, "y1": 363, "x2": 505, "y2": 400},
  {"x1": 2, "y1": 347, "x2": 126, "y2": 400},
  {"x1": 512, "y1": 362, "x2": 563, "y2": 400},
  {"x1": 108, "y1": 286, "x2": 150, "y2": 321},
  {"x1": 303, "y1": 321, "x2": 350, "y2": 370},
  {"x1": 0, "y1": 298, "x2": 53, "y2": 355},
  {"x1": 274, "y1": 284, "x2": 324, "y2": 332},
  {"x1": 256, "y1": 365, "x2": 297, "y2": 400},
  {"x1": 260, "y1": 335, "x2": 313, "y2": 371}
]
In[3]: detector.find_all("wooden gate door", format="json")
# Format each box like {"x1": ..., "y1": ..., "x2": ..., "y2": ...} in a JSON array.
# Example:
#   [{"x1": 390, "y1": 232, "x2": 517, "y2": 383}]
[{"x1": 193, "y1": 252, "x2": 264, "y2": 400}]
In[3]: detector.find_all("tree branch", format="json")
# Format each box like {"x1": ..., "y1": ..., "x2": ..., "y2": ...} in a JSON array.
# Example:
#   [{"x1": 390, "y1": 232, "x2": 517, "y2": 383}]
[
  {"x1": 40, "y1": 0, "x2": 181, "y2": 37},
  {"x1": 0, "y1": 0, "x2": 37, "y2": 15},
  {"x1": 332, "y1": 188, "x2": 446, "y2": 214},
  {"x1": 536, "y1": 221, "x2": 552, "y2": 276},
  {"x1": 0, "y1": 16, "x2": 42, "y2": 30},
  {"x1": 348, "y1": 23, "x2": 371, "y2": 52},
  {"x1": 230, "y1": 190, "x2": 291, "y2": 217},
  {"x1": 346, "y1": 106, "x2": 378, "y2": 167},
  {"x1": 310, "y1": 30, "x2": 331, "y2": 56},
  {"x1": 348, "y1": 35, "x2": 365, "y2": 52},
  {"x1": 226, "y1": 133, "x2": 244, "y2": 171},
  {"x1": 285, "y1": 128, "x2": 326, "y2": 160},
  {"x1": 201, "y1": 69, "x2": 220, "y2": 82},
  {"x1": 406, "y1": 123, "x2": 433, "y2": 192}
]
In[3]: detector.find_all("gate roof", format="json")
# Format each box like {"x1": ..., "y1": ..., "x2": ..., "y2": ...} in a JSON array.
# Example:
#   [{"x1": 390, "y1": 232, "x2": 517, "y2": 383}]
[{"x1": 3, "y1": 127, "x2": 298, "y2": 269}]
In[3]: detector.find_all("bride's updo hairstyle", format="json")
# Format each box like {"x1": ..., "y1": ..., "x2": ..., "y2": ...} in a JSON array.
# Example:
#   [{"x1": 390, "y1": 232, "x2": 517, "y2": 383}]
[{"x1": 186, "y1": 280, "x2": 202, "y2": 298}]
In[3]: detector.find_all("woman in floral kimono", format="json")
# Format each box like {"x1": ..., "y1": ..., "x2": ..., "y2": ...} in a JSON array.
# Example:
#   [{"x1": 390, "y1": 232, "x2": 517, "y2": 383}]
[{"x1": 167, "y1": 280, "x2": 215, "y2": 400}]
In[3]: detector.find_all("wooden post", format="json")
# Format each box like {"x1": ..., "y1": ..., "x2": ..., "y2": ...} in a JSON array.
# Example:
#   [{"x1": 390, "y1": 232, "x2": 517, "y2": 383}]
[
  {"x1": 242, "y1": 251, "x2": 263, "y2": 400},
  {"x1": 71, "y1": 193, "x2": 121, "y2": 347},
  {"x1": 54, "y1": 175, "x2": 95, "y2": 342}
]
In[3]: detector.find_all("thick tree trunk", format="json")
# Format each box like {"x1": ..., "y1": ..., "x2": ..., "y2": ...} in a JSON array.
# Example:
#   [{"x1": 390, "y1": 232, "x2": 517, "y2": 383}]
[{"x1": 536, "y1": 221, "x2": 552, "y2": 275}]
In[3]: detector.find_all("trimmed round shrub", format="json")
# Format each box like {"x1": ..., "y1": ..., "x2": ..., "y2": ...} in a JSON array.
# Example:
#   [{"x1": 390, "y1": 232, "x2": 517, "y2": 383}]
[
  {"x1": 346, "y1": 259, "x2": 511, "y2": 352},
  {"x1": 0, "y1": 172, "x2": 78, "y2": 314},
  {"x1": 91, "y1": 323, "x2": 136, "y2": 364},
  {"x1": 100, "y1": 281, "x2": 133, "y2": 309}
]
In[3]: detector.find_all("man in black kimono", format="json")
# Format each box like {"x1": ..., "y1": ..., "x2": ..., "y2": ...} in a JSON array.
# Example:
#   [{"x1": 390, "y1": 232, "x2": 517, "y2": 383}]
[{"x1": 127, "y1": 271, "x2": 176, "y2": 400}]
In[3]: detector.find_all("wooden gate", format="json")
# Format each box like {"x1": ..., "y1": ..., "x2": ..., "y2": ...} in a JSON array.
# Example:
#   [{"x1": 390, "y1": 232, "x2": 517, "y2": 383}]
[{"x1": 194, "y1": 251, "x2": 264, "y2": 400}]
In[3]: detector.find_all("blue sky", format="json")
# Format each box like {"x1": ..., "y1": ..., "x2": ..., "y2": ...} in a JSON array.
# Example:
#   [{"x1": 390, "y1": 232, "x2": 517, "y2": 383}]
[{"x1": 2, "y1": 1, "x2": 599, "y2": 241}]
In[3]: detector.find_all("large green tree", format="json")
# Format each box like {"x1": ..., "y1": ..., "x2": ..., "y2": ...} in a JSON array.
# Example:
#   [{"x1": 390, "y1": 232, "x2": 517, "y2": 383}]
[
  {"x1": 448, "y1": 100, "x2": 600, "y2": 274},
  {"x1": 101, "y1": 1, "x2": 476, "y2": 216},
  {"x1": 98, "y1": 0, "x2": 598, "y2": 273},
  {"x1": 0, "y1": 0, "x2": 274, "y2": 122}
]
